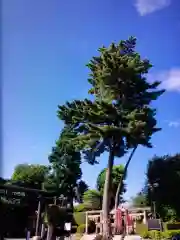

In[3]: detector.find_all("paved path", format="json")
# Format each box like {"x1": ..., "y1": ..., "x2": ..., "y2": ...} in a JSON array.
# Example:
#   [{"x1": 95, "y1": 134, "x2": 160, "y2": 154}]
[
  {"x1": 81, "y1": 234, "x2": 141, "y2": 240},
  {"x1": 5, "y1": 235, "x2": 141, "y2": 240}
]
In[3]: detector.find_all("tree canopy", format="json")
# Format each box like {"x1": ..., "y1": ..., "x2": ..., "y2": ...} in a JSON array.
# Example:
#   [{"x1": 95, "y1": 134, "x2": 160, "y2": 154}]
[
  {"x1": 77, "y1": 164, "x2": 126, "y2": 211},
  {"x1": 74, "y1": 180, "x2": 89, "y2": 203},
  {"x1": 130, "y1": 192, "x2": 148, "y2": 208},
  {"x1": 146, "y1": 154, "x2": 180, "y2": 221},
  {"x1": 97, "y1": 165, "x2": 125, "y2": 194},
  {"x1": 58, "y1": 37, "x2": 164, "y2": 163},
  {"x1": 11, "y1": 163, "x2": 50, "y2": 189},
  {"x1": 83, "y1": 189, "x2": 102, "y2": 210},
  {"x1": 47, "y1": 127, "x2": 87, "y2": 205},
  {"x1": 96, "y1": 164, "x2": 126, "y2": 208}
]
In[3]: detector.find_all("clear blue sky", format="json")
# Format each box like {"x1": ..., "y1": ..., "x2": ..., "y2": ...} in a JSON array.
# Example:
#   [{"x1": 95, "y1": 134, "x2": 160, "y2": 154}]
[{"x1": 2, "y1": 0, "x2": 180, "y2": 200}]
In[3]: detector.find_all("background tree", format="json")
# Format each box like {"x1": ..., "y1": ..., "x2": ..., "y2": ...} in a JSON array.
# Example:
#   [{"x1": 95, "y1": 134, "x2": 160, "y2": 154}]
[
  {"x1": 74, "y1": 165, "x2": 125, "y2": 211},
  {"x1": 48, "y1": 127, "x2": 83, "y2": 207},
  {"x1": 11, "y1": 163, "x2": 50, "y2": 189},
  {"x1": 96, "y1": 164, "x2": 126, "y2": 209},
  {"x1": 130, "y1": 192, "x2": 148, "y2": 208},
  {"x1": 146, "y1": 154, "x2": 180, "y2": 221},
  {"x1": 57, "y1": 37, "x2": 164, "y2": 237},
  {"x1": 74, "y1": 180, "x2": 89, "y2": 203},
  {"x1": 83, "y1": 189, "x2": 102, "y2": 210}
]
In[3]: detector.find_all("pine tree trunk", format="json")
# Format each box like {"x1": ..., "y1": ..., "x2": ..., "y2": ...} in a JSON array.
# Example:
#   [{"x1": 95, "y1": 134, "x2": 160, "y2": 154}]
[
  {"x1": 69, "y1": 187, "x2": 74, "y2": 210},
  {"x1": 102, "y1": 147, "x2": 114, "y2": 239},
  {"x1": 47, "y1": 224, "x2": 56, "y2": 240},
  {"x1": 114, "y1": 146, "x2": 137, "y2": 210},
  {"x1": 35, "y1": 200, "x2": 41, "y2": 236}
]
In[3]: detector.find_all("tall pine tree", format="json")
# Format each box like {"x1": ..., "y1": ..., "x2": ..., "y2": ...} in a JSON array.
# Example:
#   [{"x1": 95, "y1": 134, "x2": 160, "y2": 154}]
[{"x1": 58, "y1": 37, "x2": 164, "y2": 238}]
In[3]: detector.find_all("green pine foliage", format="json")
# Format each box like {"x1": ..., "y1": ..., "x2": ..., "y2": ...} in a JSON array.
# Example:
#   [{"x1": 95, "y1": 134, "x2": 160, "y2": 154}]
[{"x1": 57, "y1": 37, "x2": 165, "y2": 163}]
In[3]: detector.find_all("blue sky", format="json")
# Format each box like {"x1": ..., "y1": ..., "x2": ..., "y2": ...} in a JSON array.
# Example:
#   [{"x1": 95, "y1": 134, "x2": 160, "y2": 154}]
[{"x1": 2, "y1": 0, "x2": 180, "y2": 200}]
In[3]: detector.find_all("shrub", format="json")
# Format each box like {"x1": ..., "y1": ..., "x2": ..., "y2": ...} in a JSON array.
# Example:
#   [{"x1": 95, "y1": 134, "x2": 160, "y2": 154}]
[
  {"x1": 74, "y1": 212, "x2": 86, "y2": 226},
  {"x1": 44, "y1": 205, "x2": 72, "y2": 226},
  {"x1": 140, "y1": 230, "x2": 180, "y2": 239},
  {"x1": 77, "y1": 224, "x2": 86, "y2": 234},
  {"x1": 73, "y1": 212, "x2": 96, "y2": 234},
  {"x1": 149, "y1": 230, "x2": 162, "y2": 240},
  {"x1": 75, "y1": 221, "x2": 96, "y2": 235},
  {"x1": 140, "y1": 230, "x2": 162, "y2": 239},
  {"x1": 140, "y1": 230, "x2": 151, "y2": 239},
  {"x1": 162, "y1": 230, "x2": 180, "y2": 239},
  {"x1": 74, "y1": 204, "x2": 87, "y2": 212}
]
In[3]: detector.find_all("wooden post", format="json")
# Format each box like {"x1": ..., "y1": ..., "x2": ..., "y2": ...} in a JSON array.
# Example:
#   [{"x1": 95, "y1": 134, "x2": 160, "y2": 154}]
[
  {"x1": 125, "y1": 210, "x2": 128, "y2": 235},
  {"x1": 85, "y1": 212, "x2": 88, "y2": 234},
  {"x1": 46, "y1": 226, "x2": 51, "y2": 240},
  {"x1": 27, "y1": 230, "x2": 31, "y2": 240},
  {"x1": 35, "y1": 199, "x2": 41, "y2": 236},
  {"x1": 143, "y1": 210, "x2": 147, "y2": 224},
  {"x1": 40, "y1": 224, "x2": 45, "y2": 238},
  {"x1": 100, "y1": 211, "x2": 103, "y2": 234}
]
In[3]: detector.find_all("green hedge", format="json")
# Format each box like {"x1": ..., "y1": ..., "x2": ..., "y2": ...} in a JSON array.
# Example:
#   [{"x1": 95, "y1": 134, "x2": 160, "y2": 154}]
[
  {"x1": 76, "y1": 221, "x2": 96, "y2": 234},
  {"x1": 164, "y1": 230, "x2": 180, "y2": 238},
  {"x1": 73, "y1": 212, "x2": 96, "y2": 234},
  {"x1": 77, "y1": 224, "x2": 86, "y2": 234},
  {"x1": 73, "y1": 212, "x2": 86, "y2": 226},
  {"x1": 44, "y1": 205, "x2": 72, "y2": 226},
  {"x1": 140, "y1": 230, "x2": 161, "y2": 239},
  {"x1": 74, "y1": 204, "x2": 87, "y2": 213},
  {"x1": 140, "y1": 229, "x2": 180, "y2": 239}
]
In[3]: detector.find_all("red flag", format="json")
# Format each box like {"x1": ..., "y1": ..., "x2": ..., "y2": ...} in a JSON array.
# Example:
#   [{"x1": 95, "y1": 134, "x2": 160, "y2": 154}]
[
  {"x1": 126, "y1": 210, "x2": 133, "y2": 226},
  {"x1": 115, "y1": 208, "x2": 122, "y2": 232}
]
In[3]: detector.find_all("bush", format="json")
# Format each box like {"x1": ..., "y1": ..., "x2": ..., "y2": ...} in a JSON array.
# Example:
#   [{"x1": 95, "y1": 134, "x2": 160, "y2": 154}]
[
  {"x1": 74, "y1": 204, "x2": 87, "y2": 212},
  {"x1": 44, "y1": 205, "x2": 72, "y2": 226},
  {"x1": 140, "y1": 230, "x2": 151, "y2": 239},
  {"x1": 77, "y1": 224, "x2": 86, "y2": 234},
  {"x1": 74, "y1": 201, "x2": 101, "y2": 213},
  {"x1": 149, "y1": 230, "x2": 162, "y2": 240},
  {"x1": 74, "y1": 212, "x2": 86, "y2": 226},
  {"x1": 162, "y1": 230, "x2": 180, "y2": 239},
  {"x1": 76, "y1": 220, "x2": 96, "y2": 235},
  {"x1": 140, "y1": 230, "x2": 163, "y2": 239},
  {"x1": 73, "y1": 212, "x2": 96, "y2": 234},
  {"x1": 140, "y1": 230, "x2": 180, "y2": 239}
]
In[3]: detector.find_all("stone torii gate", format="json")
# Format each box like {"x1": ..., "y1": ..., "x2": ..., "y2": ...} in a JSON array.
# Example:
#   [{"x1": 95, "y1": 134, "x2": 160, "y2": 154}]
[{"x1": 85, "y1": 206, "x2": 151, "y2": 234}]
